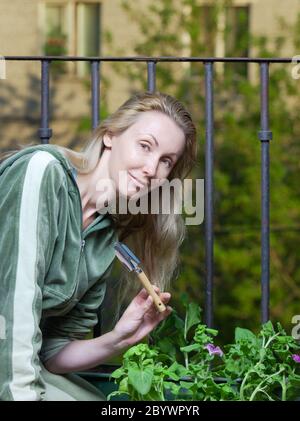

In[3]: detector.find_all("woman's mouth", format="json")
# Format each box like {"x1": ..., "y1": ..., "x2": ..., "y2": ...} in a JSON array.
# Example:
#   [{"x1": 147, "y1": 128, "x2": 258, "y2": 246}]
[{"x1": 128, "y1": 173, "x2": 146, "y2": 189}]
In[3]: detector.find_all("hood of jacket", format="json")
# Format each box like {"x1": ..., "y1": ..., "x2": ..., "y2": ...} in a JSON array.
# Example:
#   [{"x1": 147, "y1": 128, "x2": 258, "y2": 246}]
[{"x1": 0, "y1": 143, "x2": 76, "y2": 185}]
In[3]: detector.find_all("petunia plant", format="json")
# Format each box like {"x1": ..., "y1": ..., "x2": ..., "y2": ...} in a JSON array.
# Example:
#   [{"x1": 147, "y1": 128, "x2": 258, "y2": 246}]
[{"x1": 108, "y1": 303, "x2": 300, "y2": 401}]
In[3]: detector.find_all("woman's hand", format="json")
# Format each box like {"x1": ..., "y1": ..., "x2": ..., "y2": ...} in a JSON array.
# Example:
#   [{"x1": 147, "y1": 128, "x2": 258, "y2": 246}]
[
  {"x1": 45, "y1": 286, "x2": 171, "y2": 374},
  {"x1": 113, "y1": 286, "x2": 172, "y2": 348}
]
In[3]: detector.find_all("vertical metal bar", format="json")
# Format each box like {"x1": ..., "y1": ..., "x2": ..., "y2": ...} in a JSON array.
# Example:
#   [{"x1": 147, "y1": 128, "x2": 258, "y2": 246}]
[
  {"x1": 91, "y1": 60, "x2": 100, "y2": 129},
  {"x1": 38, "y1": 60, "x2": 52, "y2": 144},
  {"x1": 259, "y1": 63, "x2": 272, "y2": 324},
  {"x1": 91, "y1": 60, "x2": 102, "y2": 338},
  {"x1": 147, "y1": 61, "x2": 156, "y2": 92},
  {"x1": 204, "y1": 62, "x2": 214, "y2": 328}
]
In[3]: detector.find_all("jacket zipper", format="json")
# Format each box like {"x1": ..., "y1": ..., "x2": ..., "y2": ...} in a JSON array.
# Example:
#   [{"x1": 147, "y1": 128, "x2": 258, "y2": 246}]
[{"x1": 68, "y1": 168, "x2": 99, "y2": 255}]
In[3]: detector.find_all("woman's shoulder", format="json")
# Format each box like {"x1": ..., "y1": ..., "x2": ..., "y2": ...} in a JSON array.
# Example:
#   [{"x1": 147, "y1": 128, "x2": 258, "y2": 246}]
[
  {"x1": 1, "y1": 143, "x2": 72, "y2": 174},
  {"x1": 0, "y1": 143, "x2": 72, "y2": 193}
]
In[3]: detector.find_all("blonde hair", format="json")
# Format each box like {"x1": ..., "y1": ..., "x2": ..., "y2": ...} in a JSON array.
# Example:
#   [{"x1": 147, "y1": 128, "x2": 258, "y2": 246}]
[{"x1": 1, "y1": 91, "x2": 197, "y2": 318}]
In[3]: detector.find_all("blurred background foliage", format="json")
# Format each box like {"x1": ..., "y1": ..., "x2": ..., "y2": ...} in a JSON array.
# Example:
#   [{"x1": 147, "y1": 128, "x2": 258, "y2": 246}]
[
  {"x1": 100, "y1": 0, "x2": 300, "y2": 346},
  {"x1": 43, "y1": 26, "x2": 68, "y2": 76}
]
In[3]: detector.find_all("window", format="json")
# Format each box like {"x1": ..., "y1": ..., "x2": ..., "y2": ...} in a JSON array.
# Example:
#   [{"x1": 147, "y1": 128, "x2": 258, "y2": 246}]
[
  {"x1": 44, "y1": 3, "x2": 68, "y2": 74},
  {"x1": 224, "y1": 6, "x2": 249, "y2": 78},
  {"x1": 76, "y1": 2, "x2": 101, "y2": 77},
  {"x1": 45, "y1": 4, "x2": 66, "y2": 34},
  {"x1": 42, "y1": 1, "x2": 102, "y2": 77},
  {"x1": 198, "y1": 5, "x2": 218, "y2": 57},
  {"x1": 190, "y1": 4, "x2": 250, "y2": 78}
]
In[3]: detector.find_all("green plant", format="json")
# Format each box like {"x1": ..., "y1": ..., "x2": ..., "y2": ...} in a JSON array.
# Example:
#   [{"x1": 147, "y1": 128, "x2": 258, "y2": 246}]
[{"x1": 108, "y1": 304, "x2": 300, "y2": 401}]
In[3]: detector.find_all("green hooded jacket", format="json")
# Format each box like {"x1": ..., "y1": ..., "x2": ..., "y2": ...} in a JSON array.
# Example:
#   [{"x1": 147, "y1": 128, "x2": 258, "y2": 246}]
[{"x1": 0, "y1": 144, "x2": 118, "y2": 401}]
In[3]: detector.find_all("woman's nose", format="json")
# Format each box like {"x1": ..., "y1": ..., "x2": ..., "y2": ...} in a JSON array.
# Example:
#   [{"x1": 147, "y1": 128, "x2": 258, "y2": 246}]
[{"x1": 143, "y1": 158, "x2": 159, "y2": 178}]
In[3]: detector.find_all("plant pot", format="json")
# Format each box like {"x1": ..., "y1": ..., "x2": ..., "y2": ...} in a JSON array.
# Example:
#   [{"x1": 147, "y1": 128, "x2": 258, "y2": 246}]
[
  {"x1": 76, "y1": 365, "x2": 129, "y2": 401},
  {"x1": 162, "y1": 376, "x2": 241, "y2": 401},
  {"x1": 76, "y1": 367, "x2": 243, "y2": 401}
]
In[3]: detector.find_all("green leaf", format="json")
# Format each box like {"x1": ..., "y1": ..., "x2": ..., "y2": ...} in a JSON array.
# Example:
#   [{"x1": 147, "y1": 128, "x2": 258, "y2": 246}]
[
  {"x1": 261, "y1": 321, "x2": 275, "y2": 337},
  {"x1": 206, "y1": 328, "x2": 219, "y2": 337},
  {"x1": 107, "y1": 390, "x2": 130, "y2": 400},
  {"x1": 167, "y1": 361, "x2": 181, "y2": 372},
  {"x1": 175, "y1": 363, "x2": 190, "y2": 378},
  {"x1": 165, "y1": 371, "x2": 180, "y2": 381},
  {"x1": 156, "y1": 337, "x2": 176, "y2": 357},
  {"x1": 185, "y1": 303, "x2": 202, "y2": 337},
  {"x1": 128, "y1": 365, "x2": 154, "y2": 395},
  {"x1": 124, "y1": 343, "x2": 149, "y2": 359},
  {"x1": 111, "y1": 367, "x2": 125, "y2": 379},
  {"x1": 180, "y1": 343, "x2": 201, "y2": 353},
  {"x1": 235, "y1": 327, "x2": 258, "y2": 344},
  {"x1": 180, "y1": 381, "x2": 194, "y2": 390},
  {"x1": 150, "y1": 310, "x2": 184, "y2": 343},
  {"x1": 259, "y1": 348, "x2": 266, "y2": 359},
  {"x1": 119, "y1": 377, "x2": 129, "y2": 393},
  {"x1": 287, "y1": 374, "x2": 300, "y2": 387}
]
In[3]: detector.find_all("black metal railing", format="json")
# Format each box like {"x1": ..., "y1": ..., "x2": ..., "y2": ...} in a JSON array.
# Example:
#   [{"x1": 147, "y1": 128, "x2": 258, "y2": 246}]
[{"x1": 4, "y1": 55, "x2": 295, "y2": 329}]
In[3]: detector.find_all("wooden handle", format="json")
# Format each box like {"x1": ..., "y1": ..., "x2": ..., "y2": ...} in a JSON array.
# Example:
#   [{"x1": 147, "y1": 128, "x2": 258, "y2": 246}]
[{"x1": 136, "y1": 271, "x2": 167, "y2": 313}]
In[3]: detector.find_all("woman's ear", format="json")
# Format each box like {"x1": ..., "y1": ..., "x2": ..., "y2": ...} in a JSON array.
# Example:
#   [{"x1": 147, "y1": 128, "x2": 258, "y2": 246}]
[{"x1": 103, "y1": 133, "x2": 113, "y2": 148}]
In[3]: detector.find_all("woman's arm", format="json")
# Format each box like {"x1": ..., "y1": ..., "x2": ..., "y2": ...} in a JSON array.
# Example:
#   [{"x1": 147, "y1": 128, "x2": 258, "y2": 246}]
[
  {"x1": 44, "y1": 287, "x2": 171, "y2": 374},
  {"x1": 44, "y1": 328, "x2": 127, "y2": 373}
]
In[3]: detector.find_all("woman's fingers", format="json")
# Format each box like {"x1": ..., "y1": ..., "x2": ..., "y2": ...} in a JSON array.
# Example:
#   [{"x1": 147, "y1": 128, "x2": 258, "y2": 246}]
[
  {"x1": 161, "y1": 292, "x2": 171, "y2": 302},
  {"x1": 143, "y1": 295, "x2": 154, "y2": 311},
  {"x1": 158, "y1": 305, "x2": 173, "y2": 321},
  {"x1": 135, "y1": 285, "x2": 162, "y2": 301},
  {"x1": 136, "y1": 285, "x2": 160, "y2": 299},
  {"x1": 134, "y1": 285, "x2": 171, "y2": 315}
]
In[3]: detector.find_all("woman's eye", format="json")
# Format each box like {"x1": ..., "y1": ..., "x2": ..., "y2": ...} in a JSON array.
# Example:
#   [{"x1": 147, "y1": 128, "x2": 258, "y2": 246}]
[
  {"x1": 140, "y1": 143, "x2": 151, "y2": 151},
  {"x1": 139, "y1": 142, "x2": 172, "y2": 168},
  {"x1": 162, "y1": 159, "x2": 172, "y2": 168}
]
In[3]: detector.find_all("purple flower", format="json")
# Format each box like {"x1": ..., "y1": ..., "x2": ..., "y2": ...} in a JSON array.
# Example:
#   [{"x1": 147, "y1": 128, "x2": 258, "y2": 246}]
[
  {"x1": 292, "y1": 354, "x2": 300, "y2": 363},
  {"x1": 205, "y1": 343, "x2": 224, "y2": 357}
]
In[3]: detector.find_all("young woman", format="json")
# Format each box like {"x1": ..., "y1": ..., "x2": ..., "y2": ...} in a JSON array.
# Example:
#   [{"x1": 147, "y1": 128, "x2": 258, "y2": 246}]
[{"x1": 0, "y1": 91, "x2": 197, "y2": 401}]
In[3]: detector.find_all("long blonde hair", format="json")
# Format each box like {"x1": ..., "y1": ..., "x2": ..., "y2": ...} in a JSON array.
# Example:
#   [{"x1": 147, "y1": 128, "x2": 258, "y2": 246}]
[{"x1": 1, "y1": 91, "x2": 197, "y2": 315}]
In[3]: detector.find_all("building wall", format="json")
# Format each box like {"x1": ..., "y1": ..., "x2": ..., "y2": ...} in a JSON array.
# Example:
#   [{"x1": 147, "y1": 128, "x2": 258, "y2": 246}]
[
  {"x1": 0, "y1": 0, "x2": 150, "y2": 149},
  {"x1": 0, "y1": 0, "x2": 299, "y2": 150}
]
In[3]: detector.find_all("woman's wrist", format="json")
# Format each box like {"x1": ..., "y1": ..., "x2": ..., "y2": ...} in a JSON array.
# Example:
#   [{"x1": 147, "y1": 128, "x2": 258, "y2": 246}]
[{"x1": 110, "y1": 327, "x2": 131, "y2": 350}]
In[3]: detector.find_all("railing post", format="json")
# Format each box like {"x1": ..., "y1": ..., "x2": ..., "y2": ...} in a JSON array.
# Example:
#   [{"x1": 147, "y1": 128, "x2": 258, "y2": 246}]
[
  {"x1": 204, "y1": 62, "x2": 214, "y2": 328},
  {"x1": 38, "y1": 59, "x2": 52, "y2": 144},
  {"x1": 91, "y1": 60, "x2": 102, "y2": 338},
  {"x1": 259, "y1": 62, "x2": 272, "y2": 324},
  {"x1": 147, "y1": 61, "x2": 156, "y2": 92},
  {"x1": 91, "y1": 60, "x2": 100, "y2": 129}
]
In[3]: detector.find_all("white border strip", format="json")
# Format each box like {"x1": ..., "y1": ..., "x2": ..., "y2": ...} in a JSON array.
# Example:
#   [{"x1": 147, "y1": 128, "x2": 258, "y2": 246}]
[{"x1": 0, "y1": 56, "x2": 6, "y2": 79}]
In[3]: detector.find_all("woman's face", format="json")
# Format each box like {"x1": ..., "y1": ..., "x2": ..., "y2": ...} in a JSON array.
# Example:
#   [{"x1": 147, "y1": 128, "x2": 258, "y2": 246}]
[{"x1": 104, "y1": 110, "x2": 186, "y2": 198}]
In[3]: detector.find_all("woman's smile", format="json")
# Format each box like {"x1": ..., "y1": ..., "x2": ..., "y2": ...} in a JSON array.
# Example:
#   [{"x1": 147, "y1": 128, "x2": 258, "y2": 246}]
[{"x1": 128, "y1": 172, "x2": 147, "y2": 188}]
